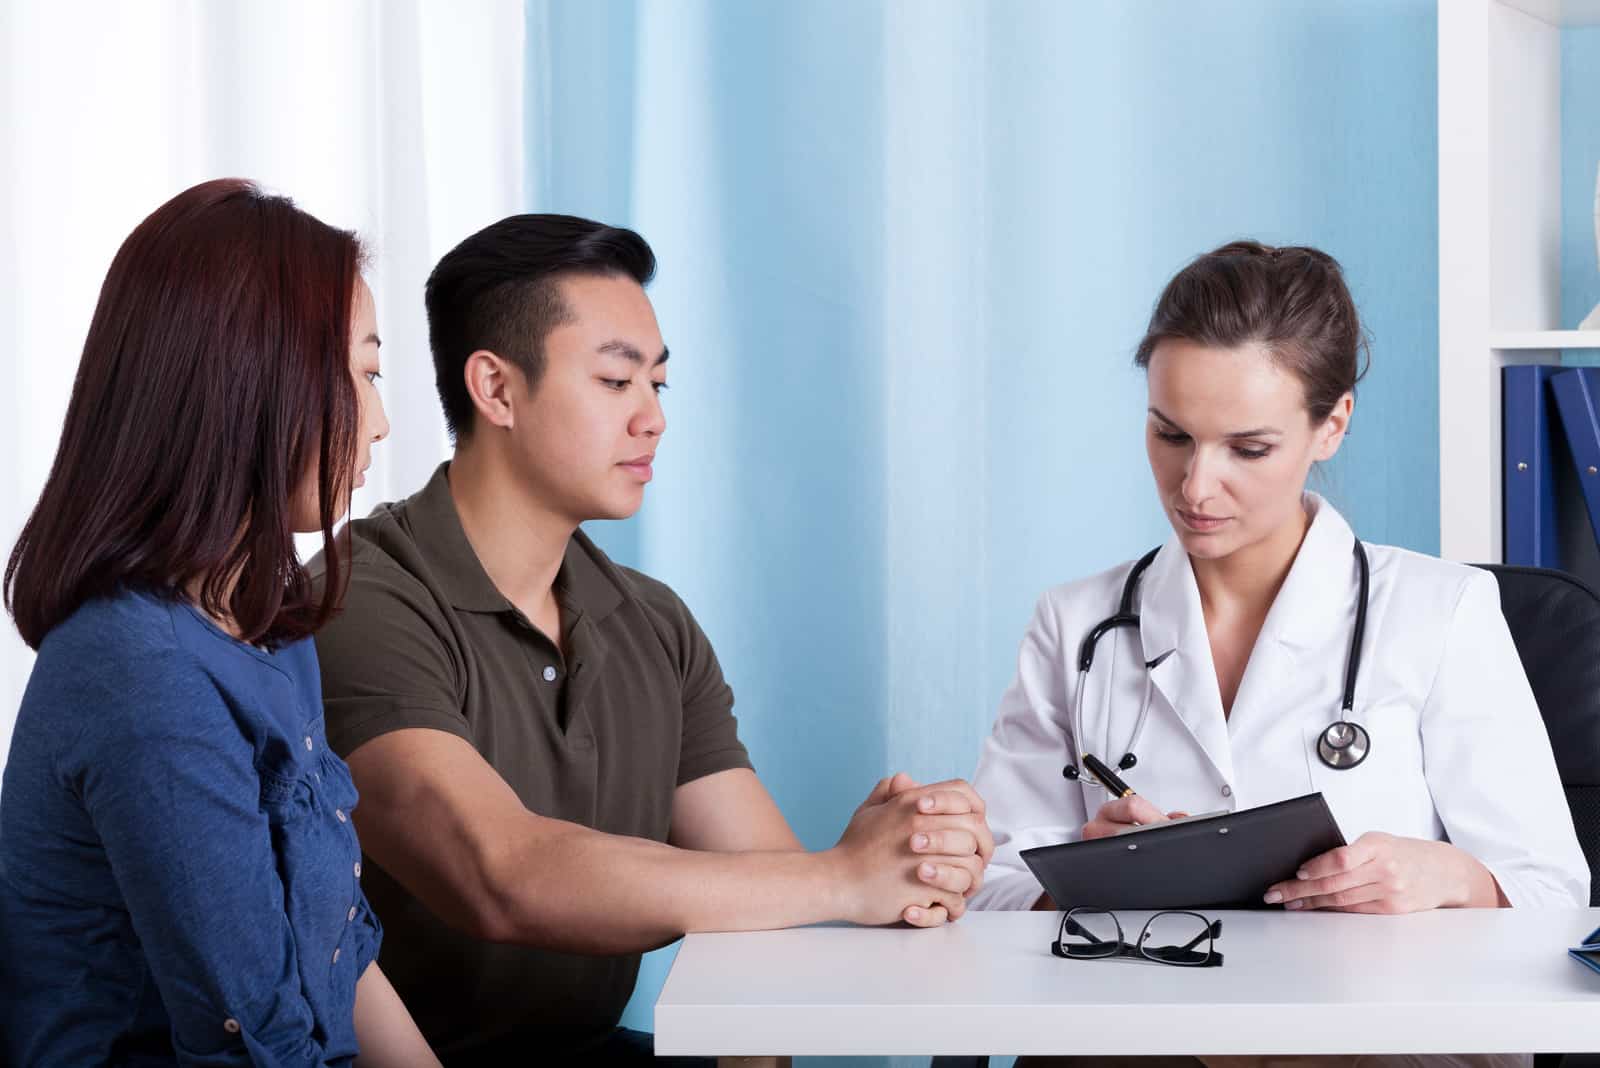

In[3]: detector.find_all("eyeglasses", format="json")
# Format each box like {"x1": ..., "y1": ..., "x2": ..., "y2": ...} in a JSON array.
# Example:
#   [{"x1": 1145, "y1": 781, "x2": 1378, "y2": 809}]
[{"x1": 1052, "y1": 908, "x2": 1224, "y2": 968}]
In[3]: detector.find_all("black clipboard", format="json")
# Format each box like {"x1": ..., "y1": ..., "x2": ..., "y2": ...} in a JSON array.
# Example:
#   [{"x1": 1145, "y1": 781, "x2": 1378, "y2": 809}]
[{"x1": 1020, "y1": 792, "x2": 1346, "y2": 911}]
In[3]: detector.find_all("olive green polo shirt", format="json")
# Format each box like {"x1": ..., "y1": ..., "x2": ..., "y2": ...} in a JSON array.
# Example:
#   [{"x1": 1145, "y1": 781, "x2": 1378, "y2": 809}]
[{"x1": 310, "y1": 462, "x2": 751, "y2": 1061}]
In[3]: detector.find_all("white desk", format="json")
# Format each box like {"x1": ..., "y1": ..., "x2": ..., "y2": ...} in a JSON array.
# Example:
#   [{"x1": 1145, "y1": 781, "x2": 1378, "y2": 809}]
[{"x1": 655, "y1": 908, "x2": 1600, "y2": 1057}]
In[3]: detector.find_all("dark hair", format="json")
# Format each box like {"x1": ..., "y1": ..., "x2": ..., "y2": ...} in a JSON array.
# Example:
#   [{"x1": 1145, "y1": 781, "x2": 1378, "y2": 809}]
[
  {"x1": 1133, "y1": 240, "x2": 1370, "y2": 422},
  {"x1": 5, "y1": 178, "x2": 364, "y2": 650},
  {"x1": 424, "y1": 214, "x2": 656, "y2": 440}
]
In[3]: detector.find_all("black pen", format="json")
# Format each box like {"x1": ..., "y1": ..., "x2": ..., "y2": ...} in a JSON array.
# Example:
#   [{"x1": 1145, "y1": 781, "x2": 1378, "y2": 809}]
[{"x1": 1081, "y1": 753, "x2": 1135, "y2": 798}]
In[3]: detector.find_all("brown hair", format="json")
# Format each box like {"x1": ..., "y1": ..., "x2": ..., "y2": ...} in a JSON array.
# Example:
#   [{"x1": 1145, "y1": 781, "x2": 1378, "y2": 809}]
[
  {"x1": 5, "y1": 178, "x2": 363, "y2": 649},
  {"x1": 1133, "y1": 240, "x2": 1370, "y2": 422}
]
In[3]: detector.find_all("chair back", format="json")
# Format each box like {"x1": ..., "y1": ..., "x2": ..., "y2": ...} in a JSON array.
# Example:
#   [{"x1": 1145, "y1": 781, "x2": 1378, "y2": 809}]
[{"x1": 1474, "y1": 564, "x2": 1600, "y2": 906}]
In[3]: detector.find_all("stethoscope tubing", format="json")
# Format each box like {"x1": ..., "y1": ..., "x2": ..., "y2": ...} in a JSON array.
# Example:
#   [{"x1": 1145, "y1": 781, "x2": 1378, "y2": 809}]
[{"x1": 1066, "y1": 538, "x2": 1373, "y2": 786}]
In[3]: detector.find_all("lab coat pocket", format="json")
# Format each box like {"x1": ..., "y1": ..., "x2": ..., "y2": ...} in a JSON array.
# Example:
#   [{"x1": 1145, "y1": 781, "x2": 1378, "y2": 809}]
[{"x1": 1304, "y1": 700, "x2": 1435, "y2": 843}]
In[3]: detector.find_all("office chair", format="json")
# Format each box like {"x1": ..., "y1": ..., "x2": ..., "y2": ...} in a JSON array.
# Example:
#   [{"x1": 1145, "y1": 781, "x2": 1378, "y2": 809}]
[
  {"x1": 1474, "y1": 564, "x2": 1600, "y2": 909},
  {"x1": 1475, "y1": 564, "x2": 1600, "y2": 1068}
]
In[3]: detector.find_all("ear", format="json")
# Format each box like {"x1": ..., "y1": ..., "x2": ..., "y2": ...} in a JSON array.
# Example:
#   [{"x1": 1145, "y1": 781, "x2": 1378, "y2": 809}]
[
  {"x1": 1312, "y1": 392, "x2": 1354, "y2": 462},
  {"x1": 462, "y1": 350, "x2": 521, "y2": 432}
]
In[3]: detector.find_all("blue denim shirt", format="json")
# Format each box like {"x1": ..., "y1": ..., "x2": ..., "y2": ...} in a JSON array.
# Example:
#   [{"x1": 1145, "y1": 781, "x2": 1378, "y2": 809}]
[{"x1": 0, "y1": 592, "x2": 382, "y2": 1066}]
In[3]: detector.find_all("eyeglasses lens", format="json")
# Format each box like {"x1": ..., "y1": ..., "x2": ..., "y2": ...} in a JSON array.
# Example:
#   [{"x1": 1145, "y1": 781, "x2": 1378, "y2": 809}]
[
  {"x1": 1140, "y1": 911, "x2": 1212, "y2": 966},
  {"x1": 1060, "y1": 909, "x2": 1121, "y2": 958}
]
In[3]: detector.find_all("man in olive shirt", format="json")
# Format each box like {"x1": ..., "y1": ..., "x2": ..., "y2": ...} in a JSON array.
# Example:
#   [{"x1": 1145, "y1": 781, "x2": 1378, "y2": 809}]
[{"x1": 312, "y1": 215, "x2": 993, "y2": 1063}]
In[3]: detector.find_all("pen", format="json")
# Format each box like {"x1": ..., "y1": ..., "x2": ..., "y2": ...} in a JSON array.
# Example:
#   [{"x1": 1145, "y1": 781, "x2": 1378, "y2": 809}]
[{"x1": 1081, "y1": 753, "x2": 1134, "y2": 798}]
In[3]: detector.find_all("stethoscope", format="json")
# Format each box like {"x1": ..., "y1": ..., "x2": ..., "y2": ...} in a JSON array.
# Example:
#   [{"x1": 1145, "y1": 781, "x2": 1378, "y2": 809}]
[{"x1": 1062, "y1": 538, "x2": 1373, "y2": 786}]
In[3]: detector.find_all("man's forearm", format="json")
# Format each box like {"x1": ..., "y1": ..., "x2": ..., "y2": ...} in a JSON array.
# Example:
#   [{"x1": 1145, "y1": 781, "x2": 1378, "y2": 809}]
[
  {"x1": 348, "y1": 733, "x2": 984, "y2": 953},
  {"x1": 480, "y1": 826, "x2": 851, "y2": 953}
]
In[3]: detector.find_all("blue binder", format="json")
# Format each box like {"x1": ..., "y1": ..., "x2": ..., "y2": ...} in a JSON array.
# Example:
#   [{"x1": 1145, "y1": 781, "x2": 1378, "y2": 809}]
[
  {"x1": 1569, "y1": 924, "x2": 1600, "y2": 977},
  {"x1": 1548, "y1": 369, "x2": 1600, "y2": 553},
  {"x1": 1503, "y1": 365, "x2": 1560, "y2": 566}
]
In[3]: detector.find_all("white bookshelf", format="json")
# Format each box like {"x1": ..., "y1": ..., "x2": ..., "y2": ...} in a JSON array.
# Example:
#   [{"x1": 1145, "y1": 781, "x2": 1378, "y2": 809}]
[
  {"x1": 1439, "y1": 0, "x2": 1600, "y2": 563},
  {"x1": 1489, "y1": 330, "x2": 1600, "y2": 350},
  {"x1": 1499, "y1": 0, "x2": 1600, "y2": 23}
]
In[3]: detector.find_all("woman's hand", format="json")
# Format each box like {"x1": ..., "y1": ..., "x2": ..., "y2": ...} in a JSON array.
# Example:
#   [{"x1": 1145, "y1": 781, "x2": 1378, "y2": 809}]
[
  {"x1": 1080, "y1": 795, "x2": 1189, "y2": 840},
  {"x1": 1264, "y1": 831, "x2": 1507, "y2": 913}
]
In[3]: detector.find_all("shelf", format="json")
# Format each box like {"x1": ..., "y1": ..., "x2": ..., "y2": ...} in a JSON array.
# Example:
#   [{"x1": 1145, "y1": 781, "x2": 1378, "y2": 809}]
[
  {"x1": 1499, "y1": 0, "x2": 1600, "y2": 26},
  {"x1": 1490, "y1": 330, "x2": 1600, "y2": 350}
]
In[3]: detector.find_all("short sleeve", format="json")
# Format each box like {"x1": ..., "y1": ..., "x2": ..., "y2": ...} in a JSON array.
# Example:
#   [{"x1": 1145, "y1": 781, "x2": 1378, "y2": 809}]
[
  {"x1": 636, "y1": 583, "x2": 751, "y2": 786},
  {"x1": 315, "y1": 553, "x2": 470, "y2": 759}
]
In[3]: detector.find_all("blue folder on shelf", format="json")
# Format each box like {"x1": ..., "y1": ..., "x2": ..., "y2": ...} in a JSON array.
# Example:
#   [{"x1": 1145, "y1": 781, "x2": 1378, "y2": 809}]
[
  {"x1": 1548, "y1": 369, "x2": 1600, "y2": 553},
  {"x1": 1569, "y1": 924, "x2": 1600, "y2": 978},
  {"x1": 1503, "y1": 365, "x2": 1561, "y2": 567}
]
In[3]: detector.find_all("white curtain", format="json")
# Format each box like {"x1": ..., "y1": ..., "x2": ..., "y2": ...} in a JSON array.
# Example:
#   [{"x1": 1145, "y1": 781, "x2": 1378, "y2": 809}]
[{"x1": 0, "y1": 0, "x2": 528, "y2": 771}]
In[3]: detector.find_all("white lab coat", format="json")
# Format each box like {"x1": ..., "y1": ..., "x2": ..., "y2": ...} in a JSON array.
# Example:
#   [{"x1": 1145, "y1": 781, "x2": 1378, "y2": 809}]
[{"x1": 971, "y1": 494, "x2": 1589, "y2": 912}]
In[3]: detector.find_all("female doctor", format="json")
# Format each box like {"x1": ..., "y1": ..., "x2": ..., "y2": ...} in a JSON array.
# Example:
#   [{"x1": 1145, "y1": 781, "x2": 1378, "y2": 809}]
[{"x1": 971, "y1": 241, "x2": 1588, "y2": 918}]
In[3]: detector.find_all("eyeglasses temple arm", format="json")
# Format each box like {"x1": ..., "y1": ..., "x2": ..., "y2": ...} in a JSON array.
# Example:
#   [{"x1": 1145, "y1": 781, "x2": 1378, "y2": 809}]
[{"x1": 1179, "y1": 920, "x2": 1223, "y2": 952}]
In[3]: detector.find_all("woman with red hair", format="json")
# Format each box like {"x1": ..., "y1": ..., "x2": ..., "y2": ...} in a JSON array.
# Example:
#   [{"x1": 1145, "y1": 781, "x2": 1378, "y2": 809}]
[{"x1": 0, "y1": 179, "x2": 436, "y2": 1065}]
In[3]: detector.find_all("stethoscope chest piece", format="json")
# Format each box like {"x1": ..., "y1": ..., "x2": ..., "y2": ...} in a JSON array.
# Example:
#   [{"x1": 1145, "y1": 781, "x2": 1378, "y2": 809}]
[{"x1": 1317, "y1": 720, "x2": 1371, "y2": 770}]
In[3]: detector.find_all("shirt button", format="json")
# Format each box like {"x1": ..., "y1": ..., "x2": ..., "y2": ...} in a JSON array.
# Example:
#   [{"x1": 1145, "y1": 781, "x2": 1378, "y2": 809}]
[
  {"x1": 223, "y1": 1018, "x2": 241, "y2": 1034},
  {"x1": 354, "y1": 862, "x2": 362, "y2": 878},
  {"x1": 542, "y1": 666, "x2": 557, "y2": 683},
  {"x1": 1221, "y1": 784, "x2": 1233, "y2": 798},
  {"x1": 335, "y1": 808, "x2": 347, "y2": 823},
  {"x1": 348, "y1": 905, "x2": 357, "y2": 922},
  {"x1": 304, "y1": 736, "x2": 313, "y2": 751},
  {"x1": 332, "y1": 948, "x2": 341, "y2": 964}
]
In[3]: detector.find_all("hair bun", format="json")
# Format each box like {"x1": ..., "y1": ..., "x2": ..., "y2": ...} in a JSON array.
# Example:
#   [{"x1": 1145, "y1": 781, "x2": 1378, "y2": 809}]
[{"x1": 1132, "y1": 240, "x2": 1370, "y2": 422}]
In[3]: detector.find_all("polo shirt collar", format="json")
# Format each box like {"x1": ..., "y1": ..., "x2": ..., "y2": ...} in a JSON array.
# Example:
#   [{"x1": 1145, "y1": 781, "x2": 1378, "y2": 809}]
[
  {"x1": 404, "y1": 462, "x2": 625, "y2": 624},
  {"x1": 556, "y1": 532, "x2": 624, "y2": 625},
  {"x1": 403, "y1": 463, "x2": 510, "y2": 612}
]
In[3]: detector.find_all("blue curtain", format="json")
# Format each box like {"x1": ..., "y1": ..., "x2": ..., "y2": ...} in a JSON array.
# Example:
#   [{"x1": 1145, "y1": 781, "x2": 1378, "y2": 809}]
[{"x1": 527, "y1": 0, "x2": 1438, "y2": 1054}]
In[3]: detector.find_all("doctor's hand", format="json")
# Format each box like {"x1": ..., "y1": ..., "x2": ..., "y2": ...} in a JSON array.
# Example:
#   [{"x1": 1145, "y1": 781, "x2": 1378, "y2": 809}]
[
  {"x1": 1264, "y1": 831, "x2": 1508, "y2": 913},
  {"x1": 830, "y1": 773, "x2": 992, "y2": 928},
  {"x1": 1081, "y1": 795, "x2": 1190, "y2": 841}
]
